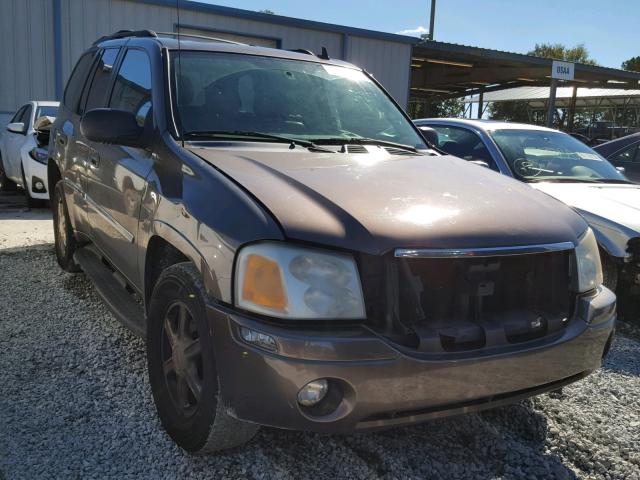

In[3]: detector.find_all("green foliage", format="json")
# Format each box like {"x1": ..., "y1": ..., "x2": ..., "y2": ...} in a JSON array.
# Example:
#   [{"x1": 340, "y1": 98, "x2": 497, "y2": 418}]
[
  {"x1": 622, "y1": 56, "x2": 640, "y2": 72},
  {"x1": 488, "y1": 101, "x2": 531, "y2": 123},
  {"x1": 259, "y1": 9, "x2": 275, "y2": 14},
  {"x1": 407, "y1": 98, "x2": 464, "y2": 119},
  {"x1": 528, "y1": 43, "x2": 598, "y2": 65}
]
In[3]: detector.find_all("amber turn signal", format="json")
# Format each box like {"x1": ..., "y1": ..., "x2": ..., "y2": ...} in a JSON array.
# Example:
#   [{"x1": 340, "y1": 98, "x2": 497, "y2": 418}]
[{"x1": 241, "y1": 254, "x2": 288, "y2": 312}]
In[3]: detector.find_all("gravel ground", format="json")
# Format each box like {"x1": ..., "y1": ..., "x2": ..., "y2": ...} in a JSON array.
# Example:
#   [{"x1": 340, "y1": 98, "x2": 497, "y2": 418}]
[{"x1": 0, "y1": 233, "x2": 639, "y2": 478}]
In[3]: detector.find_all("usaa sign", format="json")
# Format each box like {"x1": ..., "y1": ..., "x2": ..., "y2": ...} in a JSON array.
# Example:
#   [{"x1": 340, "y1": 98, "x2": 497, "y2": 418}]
[{"x1": 552, "y1": 60, "x2": 575, "y2": 81}]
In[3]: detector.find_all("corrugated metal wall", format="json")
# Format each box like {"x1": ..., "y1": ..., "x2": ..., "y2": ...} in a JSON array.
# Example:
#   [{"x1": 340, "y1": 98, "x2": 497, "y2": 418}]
[
  {"x1": 1, "y1": 0, "x2": 412, "y2": 123},
  {"x1": 0, "y1": 0, "x2": 56, "y2": 124}
]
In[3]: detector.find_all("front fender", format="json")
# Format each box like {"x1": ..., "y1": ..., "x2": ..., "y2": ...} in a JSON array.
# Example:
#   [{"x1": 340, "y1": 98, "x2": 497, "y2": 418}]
[{"x1": 578, "y1": 208, "x2": 637, "y2": 261}]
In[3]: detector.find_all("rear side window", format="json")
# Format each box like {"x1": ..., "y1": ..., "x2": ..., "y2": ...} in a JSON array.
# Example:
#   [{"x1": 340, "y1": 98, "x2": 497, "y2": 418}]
[
  {"x1": 109, "y1": 49, "x2": 152, "y2": 127},
  {"x1": 84, "y1": 48, "x2": 120, "y2": 113},
  {"x1": 63, "y1": 52, "x2": 95, "y2": 113}
]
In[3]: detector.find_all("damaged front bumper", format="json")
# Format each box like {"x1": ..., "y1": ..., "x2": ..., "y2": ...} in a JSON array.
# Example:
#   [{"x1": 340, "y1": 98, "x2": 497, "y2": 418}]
[{"x1": 208, "y1": 286, "x2": 615, "y2": 433}]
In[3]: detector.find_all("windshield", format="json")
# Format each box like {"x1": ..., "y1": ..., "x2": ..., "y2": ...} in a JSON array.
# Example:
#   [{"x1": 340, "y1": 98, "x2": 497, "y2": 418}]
[
  {"x1": 170, "y1": 51, "x2": 426, "y2": 149},
  {"x1": 36, "y1": 105, "x2": 58, "y2": 119},
  {"x1": 490, "y1": 129, "x2": 627, "y2": 182}
]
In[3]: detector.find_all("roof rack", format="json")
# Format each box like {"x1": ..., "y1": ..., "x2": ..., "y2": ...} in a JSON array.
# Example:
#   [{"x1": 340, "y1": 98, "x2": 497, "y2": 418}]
[
  {"x1": 93, "y1": 29, "x2": 157, "y2": 45},
  {"x1": 155, "y1": 31, "x2": 245, "y2": 45}
]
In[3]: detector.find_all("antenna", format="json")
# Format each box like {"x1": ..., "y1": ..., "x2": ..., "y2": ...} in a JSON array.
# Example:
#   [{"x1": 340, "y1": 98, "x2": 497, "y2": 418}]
[{"x1": 176, "y1": 0, "x2": 183, "y2": 145}]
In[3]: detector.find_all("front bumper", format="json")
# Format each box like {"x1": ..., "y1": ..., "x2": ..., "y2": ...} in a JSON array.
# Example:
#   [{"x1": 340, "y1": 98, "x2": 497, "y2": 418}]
[
  {"x1": 208, "y1": 287, "x2": 616, "y2": 433},
  {"x1": 22, "y1": 155, "x2": 49, "y2": 200}
]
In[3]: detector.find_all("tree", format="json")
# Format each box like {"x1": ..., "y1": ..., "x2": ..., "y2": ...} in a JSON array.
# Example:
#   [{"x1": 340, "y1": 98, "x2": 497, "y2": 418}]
[
  {"x1": 259, "y1": 9, "x2": 275, "y2": 14},
  {"x1": 622, "y1": 56, "x2": 640, "y2": 72},
  {"x1": 408, "y1": 98, "x2": 464, "y2": 119},
  {"x1": 528, "y1": 43, "x2": 598, "y2": 65},
  {"x1": 488, "y1": 101, "x2": 531, "y2": 123}
]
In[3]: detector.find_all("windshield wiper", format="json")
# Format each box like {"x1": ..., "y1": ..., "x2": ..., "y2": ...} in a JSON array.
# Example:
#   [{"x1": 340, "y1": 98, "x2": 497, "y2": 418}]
[
  {"x1": 527, "y1": 177, "x2": 601, "y2": 184},
  {"x1": 313, "y1": 137, "x2": 419, "y2": 153},
  {"x1": 182, "y1": 130, "x2": 335, "y2": 153},
  {"x1": 591, "y1": 178, "x2": 636, "y2": 185}
]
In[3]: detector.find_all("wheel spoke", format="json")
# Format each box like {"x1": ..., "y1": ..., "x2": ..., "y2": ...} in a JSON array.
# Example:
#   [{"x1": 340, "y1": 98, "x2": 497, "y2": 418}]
[
  {"x1": 176, "y1": 376, "x2": 189, "y2": 407},
  {"x1": 183, "y1": 338, "x2": 201, "y2": 360},
  {"x1": 164, "y1": 315, "x2": 178, "y2": 347},
  {"x1": 184, "y1": 366, "x2": 202, "y2": 401},
  {"x1": 163, "y1": 358, "x2": 175, "y2": 376},
  {"x1": 178, "y1": 304, "x2": 189, "y2": 337}
]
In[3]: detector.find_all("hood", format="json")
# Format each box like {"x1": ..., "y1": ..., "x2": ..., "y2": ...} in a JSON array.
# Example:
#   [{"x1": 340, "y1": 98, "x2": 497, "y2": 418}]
[
  {"x1": 531, "y1": 183, "x2": 640, "y2": 233},
  {"x1": 189, "y1": 145, "x2": 587, "y2": 254}
]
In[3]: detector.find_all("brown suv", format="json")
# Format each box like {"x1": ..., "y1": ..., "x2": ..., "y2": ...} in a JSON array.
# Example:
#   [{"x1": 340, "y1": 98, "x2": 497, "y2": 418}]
[{"x1": 48, "y1": 30, "x2": 616, "y2": 453}]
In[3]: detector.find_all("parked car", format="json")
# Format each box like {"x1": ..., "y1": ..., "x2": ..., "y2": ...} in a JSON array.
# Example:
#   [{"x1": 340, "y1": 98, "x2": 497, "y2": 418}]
[
  {"x1": 415, "y1": 118, "x2": 640, "y2": 294},
  {"x1": 0, "y1": 100, "x2": 59, "y2": 206},
  {"x1": 593, "y1": 132, "x2": 640, "y2": 183},
  {"x1": 49, "y1": 31, "x2": 615, "y2": 454}
]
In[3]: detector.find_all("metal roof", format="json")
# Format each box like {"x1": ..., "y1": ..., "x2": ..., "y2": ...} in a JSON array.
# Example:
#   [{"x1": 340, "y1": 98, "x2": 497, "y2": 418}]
[
  {"x1": 410, "y1": 40, "x2": 640, "y2": 100},
  {"x1": 464, "y1": 87, "x2": 640, "y2": 109}
]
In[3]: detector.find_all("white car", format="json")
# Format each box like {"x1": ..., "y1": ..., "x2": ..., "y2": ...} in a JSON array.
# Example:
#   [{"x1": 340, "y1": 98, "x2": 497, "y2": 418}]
[
  {"x1": 414, "y1": 118, "x2": 640, "y2": 295},
  {"x1": 0, "y1": 100, "x2": 59, "y2": 206}
]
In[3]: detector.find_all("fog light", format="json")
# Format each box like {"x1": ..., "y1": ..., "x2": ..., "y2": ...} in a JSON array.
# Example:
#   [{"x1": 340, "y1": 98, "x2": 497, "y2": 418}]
[
  {"x1": 297, "y1": 379, "x2": 328, "y2": 407},
  {"x1": 35, "y1": 181, "x2": 44, "y2": 190},
  {"x1": 239, "y1": 326, "x2": 278, "y2": 352}
]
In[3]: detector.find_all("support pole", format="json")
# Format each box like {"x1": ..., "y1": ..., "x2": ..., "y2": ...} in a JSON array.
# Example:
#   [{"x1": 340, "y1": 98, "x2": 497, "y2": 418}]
[
  {"x1": 567, "y1": 86, "x2": 577, "y2": 132},
  {"x1": 428, "y1": 0, "x2": 436, "y2": 40},
  {"x1": 546, "y1": 78, "x2": 558, "y2": 128},
  {"x1": 477, "y1": 88, "x2": 484, "y2": 119}
]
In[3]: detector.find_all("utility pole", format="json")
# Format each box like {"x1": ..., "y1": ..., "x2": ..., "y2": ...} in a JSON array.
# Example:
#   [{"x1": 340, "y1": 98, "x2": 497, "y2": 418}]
[{"x1": 428, "y1": 0, "x2": 436, "y2": 40}]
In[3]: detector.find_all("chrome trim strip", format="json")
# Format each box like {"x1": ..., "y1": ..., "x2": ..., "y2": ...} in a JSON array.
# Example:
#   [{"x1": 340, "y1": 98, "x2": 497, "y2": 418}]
[
  {"x1": 395, "y1": 242, "x2": 576, "y2": 258},
  {"x1": 85, "y1": 194, "x2": 135, "y2": 244}
]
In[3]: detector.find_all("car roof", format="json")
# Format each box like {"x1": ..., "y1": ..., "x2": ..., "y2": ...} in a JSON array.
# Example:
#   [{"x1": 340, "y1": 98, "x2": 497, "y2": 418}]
[
  {"x1": 414, "y1": 118, "x2": 558, "y2": 133},
  {"x1": 96, "y1": 34, "x2": 360, "y2": 70}
]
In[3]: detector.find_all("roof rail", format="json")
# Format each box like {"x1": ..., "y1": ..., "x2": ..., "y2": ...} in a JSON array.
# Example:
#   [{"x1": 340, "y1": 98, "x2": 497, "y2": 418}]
[
  {"x1": 93, "y1": 29, "x2": 157, "y2": 45},
  {"x1": 155, "y1": 31, "x2": 245, "y2": 45}
]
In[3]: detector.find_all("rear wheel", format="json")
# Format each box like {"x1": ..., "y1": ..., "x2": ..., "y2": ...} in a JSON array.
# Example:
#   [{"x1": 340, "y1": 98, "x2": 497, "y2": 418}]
[
  {"x1": 52, "y1": 181, "x2": 80, "y2": 272},
  {"x1": 147, "y1": 262, "x2": 259, "y2": 453},
  {"x1": 0, "y1": 153, "x2": 17, "y2": 191}
]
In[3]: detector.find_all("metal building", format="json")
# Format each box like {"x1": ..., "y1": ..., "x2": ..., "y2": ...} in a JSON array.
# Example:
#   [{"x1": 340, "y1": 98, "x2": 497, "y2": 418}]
[{"x1": 0, "y1": 0, "x2": 417, "y2": 125}]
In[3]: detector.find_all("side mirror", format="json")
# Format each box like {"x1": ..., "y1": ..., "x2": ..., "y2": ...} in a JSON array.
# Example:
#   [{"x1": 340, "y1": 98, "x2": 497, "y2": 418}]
[
  {"x1": 80, "y1": 108, "x2": 146, "y2": 148},
  {"x1": 616, "y1": 166, "x2": 626, "y2": 174},
  {"x1": 7, "y1": 122, "x2": 25, "y2": 134}
]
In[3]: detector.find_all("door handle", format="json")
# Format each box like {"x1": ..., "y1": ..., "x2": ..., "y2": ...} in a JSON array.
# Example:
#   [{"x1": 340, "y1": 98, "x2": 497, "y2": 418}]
[{"x1": 89, "y1": 154, "x2": 100, "y2": 168}]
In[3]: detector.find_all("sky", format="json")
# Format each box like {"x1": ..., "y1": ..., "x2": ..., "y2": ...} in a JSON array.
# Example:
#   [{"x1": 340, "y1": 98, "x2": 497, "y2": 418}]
[{"x1": 198, "y1": 0, "x2": 639, "y2": 69}]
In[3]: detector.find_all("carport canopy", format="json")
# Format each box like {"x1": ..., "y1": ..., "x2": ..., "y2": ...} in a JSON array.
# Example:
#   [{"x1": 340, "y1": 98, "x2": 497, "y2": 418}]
[{"x1": 410, "y1": 41, "x2": 640, "y2": 105}]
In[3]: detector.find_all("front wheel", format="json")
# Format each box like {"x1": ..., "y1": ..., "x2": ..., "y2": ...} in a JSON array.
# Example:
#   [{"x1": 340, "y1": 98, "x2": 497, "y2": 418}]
[
  {"x1": 147, "y1": 262, "x2": 259, "y2": 453},
  {"x1": 52, "y1": 181, "x2": 80, "y2": 272},
  {"x1": 600, "y1": 250, "x2": 618, "y2": 292}
]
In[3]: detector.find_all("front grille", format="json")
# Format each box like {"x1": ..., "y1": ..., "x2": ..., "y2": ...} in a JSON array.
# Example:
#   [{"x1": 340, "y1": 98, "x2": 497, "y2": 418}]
[{"x1": 359, "y1": 250, "x2": 574, "y2": 354}]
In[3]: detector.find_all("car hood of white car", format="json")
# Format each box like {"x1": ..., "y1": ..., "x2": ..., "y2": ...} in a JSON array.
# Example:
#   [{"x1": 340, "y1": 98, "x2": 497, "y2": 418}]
[{"x1": 531, "y1": 182, "x2": 640, "y2": 233}]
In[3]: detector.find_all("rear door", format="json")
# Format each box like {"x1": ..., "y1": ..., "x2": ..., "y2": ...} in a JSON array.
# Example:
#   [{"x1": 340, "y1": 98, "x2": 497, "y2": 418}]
[
  {"x1": 85, "y1": 48, "x2": 154, "y2": 286},
  {"x1": 52, "y1": 50, "x2": 99, "y2": 236},
  {"x1": 607, "y1": 142, "x2": 640, "y2": 183}
]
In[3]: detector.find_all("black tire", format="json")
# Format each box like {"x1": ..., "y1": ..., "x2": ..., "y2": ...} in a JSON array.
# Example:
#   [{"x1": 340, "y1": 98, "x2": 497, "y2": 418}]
[
  {"x1": 147, "y1": 262, "x2": 259, "y2": 453},
  {"x1": 600, "y1": 249, "x2": 618, "y2": 292},
  {"x1": 52, "y1": 181, "x2": 81, "y2": 273},
  {"x1": 0, "y1": 152, "x2": 17, "y2": 192}
]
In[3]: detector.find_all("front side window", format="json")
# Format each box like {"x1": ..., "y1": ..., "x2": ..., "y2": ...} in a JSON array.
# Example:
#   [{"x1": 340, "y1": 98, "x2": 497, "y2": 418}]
[
  {"x1": 84, "y1": 48, "x2": 120, "y2": 113},
  {"x1": 611, "y1": 143, "x2": 640, "y2": 164},
  {"x1": 109, "y1": 49, "x2": 152, "y2": 127},
  {"x1": 490, "y1": 129, "x2": 627, "y2": 182},
  {"x1": 171, "y1": 51, "x2": 426, "y2": 149},
  {"x1": 429, "y1": 125, "x2": 497, "y2": 170},
  {"x1": 35, "y1": 105, "x2": 59, "y2": 119}
]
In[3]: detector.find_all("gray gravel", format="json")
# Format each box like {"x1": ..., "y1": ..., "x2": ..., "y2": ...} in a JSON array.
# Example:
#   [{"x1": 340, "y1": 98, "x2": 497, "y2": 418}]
[{"x1": 1, "y1": 244, "x2": 639, "y2": 479}]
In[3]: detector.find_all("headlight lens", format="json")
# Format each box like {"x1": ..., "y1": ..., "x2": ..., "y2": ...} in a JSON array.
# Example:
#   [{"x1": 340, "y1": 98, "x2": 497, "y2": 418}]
[
  {"x1": 28, "y1": 147, "x2": 48, "y2": 165},
  {"x1": 235, "y1": 242, "x2": 366, "y2": 319},
  {"x1": 574, "y1": 228, "x2": 603, "y2": 292}
]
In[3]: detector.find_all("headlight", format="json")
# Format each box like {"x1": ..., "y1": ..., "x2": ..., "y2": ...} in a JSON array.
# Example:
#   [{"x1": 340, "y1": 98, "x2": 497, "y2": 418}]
[
  {"x1": 574, "y1": 228, "x2": 603, "y2": 292},
  {"x1": 234, "y1": 242, "x2": 366, "y2": 320},
  {"x1": 28, "y1": 148, "x2": 48, "y2": 165}
]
